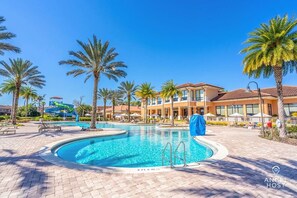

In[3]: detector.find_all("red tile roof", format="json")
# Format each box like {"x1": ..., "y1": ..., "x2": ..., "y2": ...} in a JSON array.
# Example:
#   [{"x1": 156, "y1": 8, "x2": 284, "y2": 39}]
[
  {"x1": 211, "y1": 85, "x2": 297, "y2": 101},
  {"x1": 177, "y1": 82, "x2": 223, "y2": 89}
]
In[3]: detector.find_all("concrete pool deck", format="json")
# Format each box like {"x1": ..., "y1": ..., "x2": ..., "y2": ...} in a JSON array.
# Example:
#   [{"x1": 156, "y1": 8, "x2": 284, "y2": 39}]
[{"x1": 0, "y1": 123, "x2": 296, "y2": 197}]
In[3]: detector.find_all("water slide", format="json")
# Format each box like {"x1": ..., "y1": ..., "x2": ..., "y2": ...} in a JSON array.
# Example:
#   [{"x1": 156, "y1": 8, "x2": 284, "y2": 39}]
[{"x1": 45, "y1": 101, "x2": 79, "y2": 121}]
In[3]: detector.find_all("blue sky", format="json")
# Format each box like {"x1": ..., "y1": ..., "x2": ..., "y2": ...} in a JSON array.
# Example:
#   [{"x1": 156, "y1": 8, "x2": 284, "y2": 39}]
[{"x1": 1, "y1": 0, "x2": 297, "y2": 106}]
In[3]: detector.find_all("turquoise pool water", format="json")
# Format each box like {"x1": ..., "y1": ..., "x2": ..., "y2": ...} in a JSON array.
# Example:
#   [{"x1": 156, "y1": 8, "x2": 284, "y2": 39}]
[{"x1": 54, "y1": 122, "x2": 213, "y2": 168}]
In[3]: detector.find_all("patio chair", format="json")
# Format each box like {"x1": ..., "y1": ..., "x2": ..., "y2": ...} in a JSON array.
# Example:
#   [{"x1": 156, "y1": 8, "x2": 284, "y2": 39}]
[
  {"x1": 38, "y1": 122, "x2": 62, "y2": 132},
  {"x1": 0, "y1": 127, "x2": 16, "y2": 135}
]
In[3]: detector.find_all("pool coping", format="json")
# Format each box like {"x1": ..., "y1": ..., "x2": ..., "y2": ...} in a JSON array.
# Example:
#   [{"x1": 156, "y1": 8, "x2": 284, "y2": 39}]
[{"x1": 39, "y1": 129, "x2": 228, "y2": 174}]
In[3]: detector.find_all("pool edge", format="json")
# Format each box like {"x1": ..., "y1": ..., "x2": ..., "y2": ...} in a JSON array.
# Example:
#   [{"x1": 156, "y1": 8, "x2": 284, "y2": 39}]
[{"x1": 39, "y1": 130, "x2": 228, "y2": 174}]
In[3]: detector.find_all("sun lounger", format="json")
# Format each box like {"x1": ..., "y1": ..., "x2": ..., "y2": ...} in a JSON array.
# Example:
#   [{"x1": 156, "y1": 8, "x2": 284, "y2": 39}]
[
  {"x1": 0, "y1": 127, "x2": 16, "y2": 135},
  {"x1": 39, "y1": 122, "x2": 62, "y2": 132}
]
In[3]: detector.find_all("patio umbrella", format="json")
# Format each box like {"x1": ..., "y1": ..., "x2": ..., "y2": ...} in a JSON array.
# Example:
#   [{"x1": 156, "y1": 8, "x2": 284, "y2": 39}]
[
  {"x1": 151, "y1": 114, "x2": 160, "y2": 117},
  {"x1": 114, "y1": 114, "x2": 122, "y2": 118},
  {"x1": 121, "y1": 113, "x2": 128, "y2": 117},
  {"x1": 229, "y1": 113, "x2": 244, "y2": 117},
  {"x1": 131, "y1": 113, "x2": 141, "y2": 117},
  {"x1": 252, "y1": 113, "x2": 272, "y2": 118},
  {"x1": 204, "y1": 113, "x2": 215, "y2": 117}
]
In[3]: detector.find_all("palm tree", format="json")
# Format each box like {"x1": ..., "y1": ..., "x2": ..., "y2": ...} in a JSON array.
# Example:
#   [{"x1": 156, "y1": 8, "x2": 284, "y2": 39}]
[
  {"x1": 109, "y1": 90, "x2": 123, "y2": 120},
  {"x1": 0, "y1": 58, "x2": 45, "y2": 124},
  {"x1": 98, "y1": 88, "x2": 111, "y2": 121},
  {"x1": 0, "y1": 16, "x2": 21, "y2": 55},
  {"x1": 21, "y1": 87, "x2": 38, "y2": 117},
  {"x1": 241, "y1": 15, "x2": 297, "y2": 138},
  {"x1": 0, "y1": 79, "x2": 22, "y2": 118},
  {"x1": 59, "y1": 35, "x2": 127, "y2": 129},
  {"x1": 135, "y1": 83, "x2": 156, "y2": 123},
  {"x1": 160, "y1": 80, "x2": 182, "y2": 126},
  {"x1": 35, "y1": 94, "x2": 46, "y2": 117},
  {"x1": 118, "y1": 81, "x2": 138, "y2": 121}
]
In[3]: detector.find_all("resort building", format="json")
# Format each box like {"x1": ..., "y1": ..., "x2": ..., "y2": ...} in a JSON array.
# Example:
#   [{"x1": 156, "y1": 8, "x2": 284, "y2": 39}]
[
  {"x1": 100, "y1": 105, "x2": 141, "y2": 119},
  {"x1": 0, "y1": 105, "x2": 12, "y2": 115},
  {"x1": 142, "y1": 83, "x2": 297, "y2": 120}
]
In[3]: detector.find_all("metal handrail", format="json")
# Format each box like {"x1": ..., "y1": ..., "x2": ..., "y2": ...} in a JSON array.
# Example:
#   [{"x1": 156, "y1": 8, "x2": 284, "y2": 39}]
[
  {"x1": 162, "y1": 142, "x2": 173, "y2": 168},
  {"x1": 174, "y1": 141, "x2": 187, "y2": 167}
]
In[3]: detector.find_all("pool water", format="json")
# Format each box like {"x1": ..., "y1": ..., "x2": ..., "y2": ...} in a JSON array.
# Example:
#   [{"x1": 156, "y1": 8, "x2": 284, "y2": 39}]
[{"x1": 54, "y1": 122, "x2": 213, "y2": 168}]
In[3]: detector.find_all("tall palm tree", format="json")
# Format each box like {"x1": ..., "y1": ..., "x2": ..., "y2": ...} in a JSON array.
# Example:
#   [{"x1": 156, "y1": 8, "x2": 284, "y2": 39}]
[
  {"x1": 35, "y1": 94, "x2": 46, "y2": 117},
  {"x1": 118, "y1": 81, "x2": 138, "y2": 121},
  {"x1": 0, "y1": 58, "x2": 45, "y2": 124},
  {"x1": 0, "y1": 16, "x2": 21, "y2": 55},
  {"x1": 21, "y1": 86, "x2": 38, "y2": 117},
  {"x1": 160, "y1": 80, "x2": 182, "y2": 126},
  {"x1": 59, "y1": 35, "x2": 127, "y2": 129},
  {"x1": 109, "y1": 90, "x2": 123, "y2": 120},
  {"x1": 241, "y1": 15, "x2": 297, "y2": 138},
  {"x1": 135, "y1": 83, "x2": 156, "y2": 123},
  {"x1": 98, "y1": 88, "x2": 111, "y2": 121}
]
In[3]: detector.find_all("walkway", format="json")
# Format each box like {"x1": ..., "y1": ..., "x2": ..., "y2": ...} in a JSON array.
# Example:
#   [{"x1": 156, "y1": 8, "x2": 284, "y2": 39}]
[{"x1": 0, "y1": 123, "x2": 296, "y2": 197}]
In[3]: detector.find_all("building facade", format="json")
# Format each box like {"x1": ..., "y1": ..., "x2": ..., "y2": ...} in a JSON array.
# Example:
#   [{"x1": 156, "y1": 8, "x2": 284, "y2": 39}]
[
  {"x1": 142, "y1": 83, "x2": 297, "y2": 120},
  {"x1": 0, "y1": 105, "x2": 12, "y2": 115}
]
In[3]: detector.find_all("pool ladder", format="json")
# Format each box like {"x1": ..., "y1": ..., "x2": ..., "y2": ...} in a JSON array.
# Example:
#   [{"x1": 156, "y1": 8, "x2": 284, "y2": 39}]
[{"x1": 162, "y1": 141, "x2": 187, "y2": 168}]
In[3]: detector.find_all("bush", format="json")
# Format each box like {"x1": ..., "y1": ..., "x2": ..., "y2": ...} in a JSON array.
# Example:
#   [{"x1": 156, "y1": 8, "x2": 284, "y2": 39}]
[
  {"x1": 0, "y1": 116, "x2": 6, "y2": 121},
  {"x1": 287, "y1": 125, "x2": 297, "y2": 134},
  {"x1": 206, "y1": 121, "x2": 228, "y2": 126}
]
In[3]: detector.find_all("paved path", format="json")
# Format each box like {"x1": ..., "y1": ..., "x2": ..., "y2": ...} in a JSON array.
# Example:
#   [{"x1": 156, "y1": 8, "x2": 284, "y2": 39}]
[{"x1": 0, "y1": 123, "x2": 296, "y2": 198}]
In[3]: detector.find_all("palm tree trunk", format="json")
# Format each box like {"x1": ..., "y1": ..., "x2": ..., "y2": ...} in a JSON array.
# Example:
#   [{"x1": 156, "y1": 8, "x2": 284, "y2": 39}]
[
  {"x1": 112, "y1": 100, "x2": 115, "y2": 120},
  {"x1": 12, "y1": 86, "x2": 20, "y2": 125},
  {"x1": 144, "y1": 99, "x2": 148, "y2": 123},
  {"x1": 103, "y1": 99, "x2": 106, "y2": 121},
  {"x1": 128, "y1": 94, "x2": 131, "y2": 122},
  {"x1": 273, "y1": 66, "x2": 286, "y2": 138},
  {"x1": 91, "y1": 76, "x2": 99, "y2": 129},
  {"x1": 26, "y1": 97, "x2": 29, "y2": 117},
  {"x1": 171, "y1": 96, "x2": 174, "y2": 126},
  {"x1": 11, "y1": 91, "x2": 15, "y2": 120}
]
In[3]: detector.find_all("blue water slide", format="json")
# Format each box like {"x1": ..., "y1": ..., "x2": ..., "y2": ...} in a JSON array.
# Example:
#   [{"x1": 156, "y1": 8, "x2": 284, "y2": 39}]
[{"x1": 189, "y1": 114, "x2": 206, "y2": 136}]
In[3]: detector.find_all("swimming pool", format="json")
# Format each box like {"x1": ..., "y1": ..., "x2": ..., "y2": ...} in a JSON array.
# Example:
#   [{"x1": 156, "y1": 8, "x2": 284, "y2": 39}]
[{"x1": 53, "y1": 122, "x2": 213, "y2": 168}]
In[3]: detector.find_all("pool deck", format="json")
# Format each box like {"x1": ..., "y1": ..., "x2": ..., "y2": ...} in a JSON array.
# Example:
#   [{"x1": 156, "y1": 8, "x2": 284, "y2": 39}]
[{"x1": 0, "y1": 123, "x2": 296, "y2": 197}]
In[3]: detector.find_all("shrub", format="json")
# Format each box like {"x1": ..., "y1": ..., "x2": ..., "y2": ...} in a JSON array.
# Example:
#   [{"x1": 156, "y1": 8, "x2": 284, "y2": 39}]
[
  {"x1": 0, "y1": 116, "x2": 6, "y2": 121},
  {"x1": 287, "y1": 125, "x2": 297, "y2": 134},
  {"x1": 206, "y1": 121, "x2": 228, "y2": 126}
]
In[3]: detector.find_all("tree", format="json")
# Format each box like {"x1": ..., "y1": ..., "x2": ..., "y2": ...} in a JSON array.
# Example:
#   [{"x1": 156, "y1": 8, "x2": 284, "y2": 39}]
[
  {"x1": 135, "y1": 83, "x2": 156, "y2": 123},
  {"x1": 241, "y1": 15, "x2": 297, "y2": 138},
  {"x1": 0, "y1": 58, "x2": 45, "y2": 124},
  {"x1": 0, "y1": 79, "x2": 23, "y2": 118},
  {"x1": 73, "y1": 96, "x2": 85, "y2": 116},
  {"x1": 59, "y1": 35, "x2": 127, "y2": 129},
  {"x1": 0, "y1": 16, "x2": 21, "y2": 55},
  {"x1": 98, "y1": 88, "x2": 111, "y2": 121},
  {"x1": 21, "y1": 86, "x2": 38, "y2": 117},
  {"x1": 160, "y1": 80, "x2": 182, "y2": 126},
  {"x1": 17, "y1": 104, "x2": 40, "y2": 117},
  {"x1": 109, "y1": 90, "x2": 123, "y2": 120},
  {"x1": 35, "y1": 94, "x2": 46, "y2": 117},
  {"x1": 118, "y1": 81, "x2": 138, "y2": 121}
]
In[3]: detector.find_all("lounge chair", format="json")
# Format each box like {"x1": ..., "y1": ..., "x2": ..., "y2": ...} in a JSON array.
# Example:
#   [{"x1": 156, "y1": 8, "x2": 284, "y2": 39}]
[
  {"x1": 0, "y1": 127, "x2": 16, "y2": 135},
  {"x1": 39, "y1": 122, "x2": 62, "y2": 132}
]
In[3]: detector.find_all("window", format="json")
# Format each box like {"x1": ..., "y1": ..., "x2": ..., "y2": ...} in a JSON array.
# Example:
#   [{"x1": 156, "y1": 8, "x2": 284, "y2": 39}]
[
  {"x1": 195, "y1": 90, "x2": 204, "y2": 101},
  {"x1": 227, "y1": 105, "x2": 243, "y2": 115},
  {"x1": 173, "y1": 94, "x2": 178, "y2": 102},
  {"x1": 216, "y1": 106, "x2": 225, "y2": 116},
  {"x1": 246, "y1": 104, "x2": 259, "y2": 116},
  {"x1": 191, "y1": 90, "x2": 195, "y2": 101},
  {"x1": 181, "y1": 90, "x2": 188, "y2": 101},
  {"x1": 147, "y1": 98, "x2": 151, "y2": 105},
  {"x1": 165, "y1": 97, "x2": 170, "y2": 103},
  {"x1": 268, "y1": 104, "x2": 272, "y2": 115},
  {"x1": 157, "y1": 97, "x2": 162, "y2": 104},
  {"x1": 284, "y1": 103, "x2": 297, "y2": 116},
  {"x1": 152, "y1": 98, "x2": 156, "y2": 105}
]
